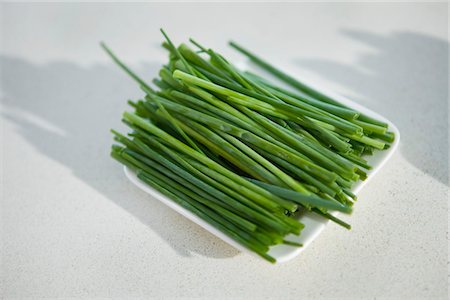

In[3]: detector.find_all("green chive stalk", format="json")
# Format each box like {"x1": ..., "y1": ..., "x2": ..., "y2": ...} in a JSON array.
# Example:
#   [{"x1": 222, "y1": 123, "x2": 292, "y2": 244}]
[{"x1": 102, "y1": 30, "x2": 394, "y2": 261}]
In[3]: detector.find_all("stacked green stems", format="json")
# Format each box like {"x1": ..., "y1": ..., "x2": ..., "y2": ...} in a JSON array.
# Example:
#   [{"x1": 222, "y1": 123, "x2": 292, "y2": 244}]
[
  {"x1": 178, "y1": 43, "x2": 234, "y2": 81},
  {"x1": 119, "y1": 146, "x2": 250, "y2": 221},
  {"x1": 169, "y1": 90, "x2": 362, "y2": 190},
  {"x1": 139, "y1": 172, "x2": 276, "y2": 261},
  {"x1": 371, "y1": 131, "x2": 395, "y2": 143},
  {"x1": 172, "y1": 70, "x2": 362, "y2": 135},
  {"x1": 170, "y1": 115, "x2": 288, "y2": 187},
  {"x1": 338, "y1": 130, "x2": 386, "y2": 150},
  {"x1": 202, "y1": 61, "x2": 365, "y2": 136},
  {"x1": 123, "y1": 112, "x2": 296, "y2": 212},
  {"x1": 340, "y1": 152, "x2": 372, "y2": 170},
  {"x1": 160, "y1": 29, "x2": 205, "y2": 80},
  {"x1": 229, "y1": 41, "x2": 336, "y2": 104},
  {"x1": 357, "y1": 114, "x2": 389, "y2": 129},
  {"x1": 218, "y1": 131, "x2": 311, "y2": 195},
  {"x1": 191, "y1": 64, "x2": 365, "y2": 144},
  {"x1": 129, "y1": 116, "x2": 305, "y2": 234},
  {"x1": 258, "y1": 86, "x2": 366, "y2": 134},
  {"x1": 119, "y1": 148, "x2": 259, "y2": 232},
  {"x1": 170, "y1": 89, "x2": 276, "y2": 136},
  {"x1": 228, "y1": 41, "x2": 352, "y2": 110},
  {"x1": 335, "y1": 175, "x2": 354, "y2": 189},
  {"x1": 116, "y1": 129, "x2": 298, "y2": 234},
  {"x1": 184, "y1": 159, "x2": 302, "y2": 235},
  {"x1": 287, "y1": 121, "x2": 320, "y2": 143},
  {"x1": 159, "y1": 68, "x2": 187, "y2": 92},
  {"x1": 143, "y1": 94, "x2": 339, "y2": 183},
  {"x1": 162, "y1": 102, "x2": 344, "y2": 200},
  {"x1": 285, "y1": 121, "x2": 358, "y2": 171},
  {"x1": 152, "y1": 96, "x2": 204, "y2": 154},
  {"x1": 228, "y1": 41, "x2": 390, "y2": 131},
  {"x1": 187, "y1": 40, "x2": 281, "y2": 100},
  {"x1": 254, "y1": 147, "x2": 342, "y2": 198},
  {"x1": 175, "y1": 86, "x2": 263, "y2": 132},
  {"x1": 244, "y1": 71, "x2": 359, "y2": 121},
  {"x1": 242, "y1": 109, "x2": 358, "y2": 181},
  {"x1": 246, "y1": 179, "x2": 352, "y2": 214},
  {"x1": 164, "y1": 69, "x2": 366, "y2": 185},
  {"x1": 128, "y1": 126, "x2": 265, "y2": 215},
  {"x1": 169, "y1": 88, "x2": 357, "y2": 180},
  {"x1": 163, "y1": 116, "x2": 302, "y2": 212},
  {"x1": 208, "y1": 48, "x2": 255, "y2": 91},
  {"x1": 159, "y1": 62, "x2": 355, "y2": 154},
  {"x1": 103, "y1": 32, "x2": 395, "y2": 261},
  {"x1": 168, "y1": 90, "x2": 346, "y2": 175},
  {"x1": 112, "y1": 147, "x2": 276, "y2": 260},
  {"x1": 173, "y1": 70, "x2": 352, "y2": 152},
  {"x1": 352, "y1": 119, "x2": 387, "y2": 135},
  {"x1": 134, "y1": 128, "x2": 298, "y2": 227},
  {"x1": 158, "y1": 149, "x2": 297, "y2": 234}
]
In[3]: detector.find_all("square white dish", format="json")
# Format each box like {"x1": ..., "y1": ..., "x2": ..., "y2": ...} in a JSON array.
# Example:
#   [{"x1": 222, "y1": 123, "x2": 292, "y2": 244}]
[{"x1": 123, "y1": 64, "x2": 400, "y2": 263}]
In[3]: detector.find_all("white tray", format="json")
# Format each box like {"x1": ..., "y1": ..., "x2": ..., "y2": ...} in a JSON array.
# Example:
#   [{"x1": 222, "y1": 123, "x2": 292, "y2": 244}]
[{"x1": 123, "y1": 67, "x2": 400, "y2": 263}]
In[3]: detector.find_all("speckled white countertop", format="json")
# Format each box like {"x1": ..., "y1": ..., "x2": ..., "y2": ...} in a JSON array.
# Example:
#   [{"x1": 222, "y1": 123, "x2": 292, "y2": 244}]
[{"x1": 1, "y1": 3, "x2": 448, "y2": 299}]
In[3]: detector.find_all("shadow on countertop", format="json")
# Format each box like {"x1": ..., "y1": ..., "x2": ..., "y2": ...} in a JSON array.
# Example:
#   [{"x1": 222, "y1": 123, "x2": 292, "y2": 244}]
[
  {"x1": 0, "y1": 54, "x2": 239, "y2": 259},
  {"x1": 294, "y1": 30, "x2": 448, "y2": 186}
]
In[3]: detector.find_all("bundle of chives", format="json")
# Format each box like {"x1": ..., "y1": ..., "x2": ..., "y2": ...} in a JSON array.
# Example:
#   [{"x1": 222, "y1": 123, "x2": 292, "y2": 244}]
[{"x1": 102, "y1": 29, "x2": 394, "y2": 262}]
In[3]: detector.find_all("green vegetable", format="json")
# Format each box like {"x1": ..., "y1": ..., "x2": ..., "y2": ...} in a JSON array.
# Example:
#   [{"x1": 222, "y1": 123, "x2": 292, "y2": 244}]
[{"x1": 102, "y1": 30, "x2": 394, "y2": 262}]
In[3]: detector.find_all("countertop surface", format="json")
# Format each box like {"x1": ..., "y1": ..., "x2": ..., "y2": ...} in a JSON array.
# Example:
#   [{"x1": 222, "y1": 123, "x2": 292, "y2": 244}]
[{"x1": 1, "y1": 3, "x2": 448, "y2": 299}]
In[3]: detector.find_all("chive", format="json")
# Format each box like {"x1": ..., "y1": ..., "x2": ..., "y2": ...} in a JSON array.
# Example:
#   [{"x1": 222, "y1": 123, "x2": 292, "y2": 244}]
[
  {"x1": 312, "y1": 209, "x2": 352, "y2": 230},
  {"x1": 152, "y1": 96, "x2": 204, "y2": 154},
  {"x1": 104, "y1": 35, "x2": 395, "y2": 261},
  {"x1": 246, "y1": 178, "x2": 352, "y2": 213},
  {"x1": 246, "y1": 73, "x2": 359, "y2": 120},
  {"x1": 282, "y1": 240, "x2": 303, "y2": 247},
  {"x1": 245, "y1": 110, "x2": 357, "y2": 180},
  {"x1": 119, "y1": 147, "x2": 259, "y2": 232},
  {"x1": 137, "y1": 170, "x2": 276, "y2": 262},
  {"x1": 174, "y1": 115, "x2": 287, "y2": 187},
  {"x1": 229, "y1": 41, "x2": 390, "y2": 131},
  {"x1": 352, "y1": 119, "x2": 387, "y2": 135},
  {"x1": 357, "y1": 113, "x2": 389, "y2": 128},
  {"x1": 342, "y1": 188, "x2": 357, "y2": 201},
  {"x1": 178, "y1": 43, "x2": 233, "y2": 81},
  {"x1": 122, "y1": 112, "x2": 290, "y2": 209},
  {"x1": 219, "y1": 132, "x2": 311, "y2": 195},
  {"x1": 340, "y1": 131, "x2": 385, "y2": 150},
  {"x1": 173, "y1": 70, "x2": 362, "y2": 135},
  {"x1": 116, "y1": 131, "x2": 293, "y2": 233},
  {"x1": 100, "y1": 42, "x2": 154, "y2": 93},
  {"x1": 229, "y1": 41, "x2": 343, "y2": 107},
  {"x1": 160, "y1": 29, "x2": 198, "y2": 78},
  {"x1": 371, "y1": 131, "x2": 395, "y2": 143},
  {"x1": 145, "y1": 94, "x2": 338, "y2": 183},
  {"x1": 253, "y1": 147, "x2": 340, "y2": 197}
]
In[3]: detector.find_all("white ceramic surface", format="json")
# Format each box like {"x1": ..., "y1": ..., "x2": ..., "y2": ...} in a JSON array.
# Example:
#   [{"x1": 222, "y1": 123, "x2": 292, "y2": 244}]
[{"x1": 123, "y1": 67, "x2": 400, "y2": 263}]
